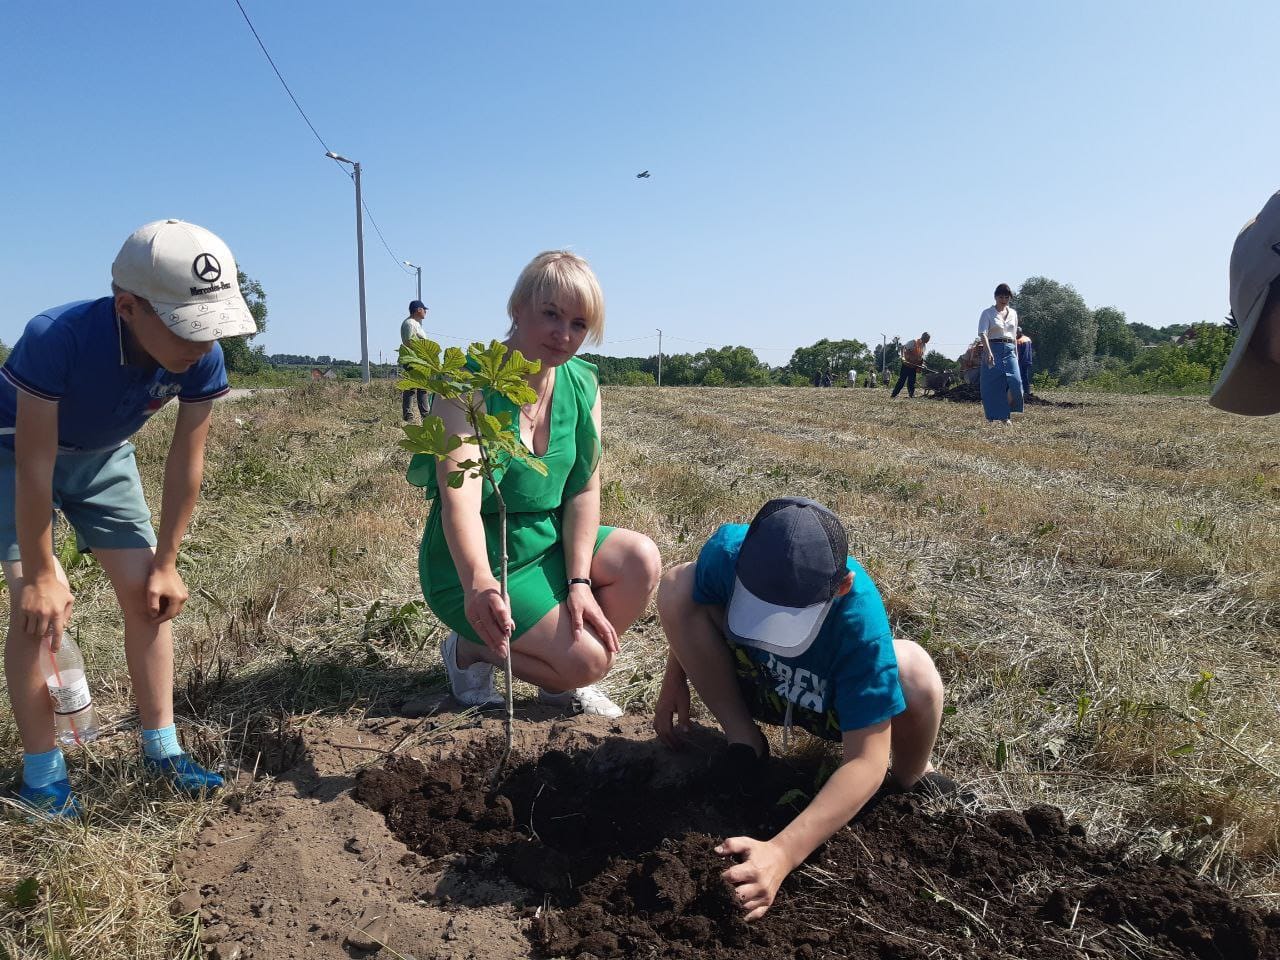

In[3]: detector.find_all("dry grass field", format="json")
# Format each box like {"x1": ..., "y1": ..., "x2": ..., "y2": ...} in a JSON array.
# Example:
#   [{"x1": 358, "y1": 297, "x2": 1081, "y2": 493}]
[{"x1": 1, "y1": 382, "x2": 1277, "y2": 959}]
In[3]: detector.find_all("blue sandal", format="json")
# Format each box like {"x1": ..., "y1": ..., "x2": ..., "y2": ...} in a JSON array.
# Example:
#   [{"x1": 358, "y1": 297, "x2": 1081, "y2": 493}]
[
  {"x1": 143, "y1": 753, "x2": 225, "y2": 795},
  {"x1": 17, "y1": 778, "x2": 84, "y2": 820}
]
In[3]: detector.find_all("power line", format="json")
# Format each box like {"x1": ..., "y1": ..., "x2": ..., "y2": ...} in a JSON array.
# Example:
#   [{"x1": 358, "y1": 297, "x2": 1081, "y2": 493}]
[
  {"x1": 231, "y1": 0, "x2": 411, "y2": 275},
  {"x1": 357, "y1": 186, "x2": 415, "y2": 274},
  {"x1": 232, "y1": 0, "x2": 335, "y2": 158}
]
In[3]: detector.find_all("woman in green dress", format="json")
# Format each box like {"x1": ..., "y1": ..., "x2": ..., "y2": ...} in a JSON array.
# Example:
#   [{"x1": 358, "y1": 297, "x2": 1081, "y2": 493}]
[{"x1": 411, "y1": 251, "x2": 662, "y2": 715}]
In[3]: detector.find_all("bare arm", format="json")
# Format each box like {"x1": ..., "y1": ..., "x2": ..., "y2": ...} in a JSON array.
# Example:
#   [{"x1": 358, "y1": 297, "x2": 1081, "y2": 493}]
[
  {"x1": 561, "y1": 391, "x2": 602, "y2": 582},
  {"x1": 143, "y1": 400, "x2": 214, "y2": 624},
  {"x1": 978, "y1": 312, "x2": 995, "y2": 363},
  {"x1": 434, "y1": 391, "x2": 513, "y2": 654},
  {"x1": 559, "y1": 390, "x2": 617, "y2": 651},
  {"x1": 719, "y1": 720, "x2": 891, "y2": 920},
  {"x1": 774, "y1": 721, "x2": 890, "y2": 864},
  {"x1": 14, "y1": 391, "x2": 72, "y2": 642},
  {"x1": 156, "y1": 400, "x2": 212, "y2": 567}
]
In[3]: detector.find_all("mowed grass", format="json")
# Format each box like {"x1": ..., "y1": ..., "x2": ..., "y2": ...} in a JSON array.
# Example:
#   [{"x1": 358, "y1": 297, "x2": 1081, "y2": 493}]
[{"x1": 1, "y1": 382, "x2": 1278, "y2": 959}]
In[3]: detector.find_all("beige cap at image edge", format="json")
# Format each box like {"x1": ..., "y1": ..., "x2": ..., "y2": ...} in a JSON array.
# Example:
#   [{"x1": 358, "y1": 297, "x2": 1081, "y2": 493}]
[
  {"x1": 110, "y1": 219, "x2": 258, "y2": 343},
  {"x1": 1210, "y1": 191, "x2": 1280, "y2": 416}
]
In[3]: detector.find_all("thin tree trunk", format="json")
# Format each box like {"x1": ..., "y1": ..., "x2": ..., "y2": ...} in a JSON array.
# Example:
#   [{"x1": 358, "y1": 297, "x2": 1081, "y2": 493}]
[
  {"x1": 496, "y1": 489, "x2": 513, "y2": 763},
  {"x1": 472, "y1": 405, "x2": 515, "y2": 772}
]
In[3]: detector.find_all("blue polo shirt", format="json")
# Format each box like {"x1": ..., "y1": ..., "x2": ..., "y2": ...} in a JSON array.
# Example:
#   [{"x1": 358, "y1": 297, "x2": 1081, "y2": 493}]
[
  {"x1": 0, "y1": 298, "x2": 229, "y2": 453},
  {"x1": 693, "y1": 524, "x2": 906, "y2": 733}
]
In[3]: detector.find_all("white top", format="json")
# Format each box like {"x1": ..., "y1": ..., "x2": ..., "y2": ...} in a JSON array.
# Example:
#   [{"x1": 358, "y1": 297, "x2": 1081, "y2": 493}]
[
  {"x1": 978, "y1": 305, "x2": 1018, "y2": 341},
  {"x1": 400, "y1": 317, "x2": 426, "y2": 347}
]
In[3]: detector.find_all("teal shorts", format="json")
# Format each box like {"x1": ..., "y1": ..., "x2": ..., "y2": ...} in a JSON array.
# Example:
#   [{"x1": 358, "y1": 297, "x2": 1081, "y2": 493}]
[{"x1": 0, "y1": 443, "x2": 156, "y2": 563}]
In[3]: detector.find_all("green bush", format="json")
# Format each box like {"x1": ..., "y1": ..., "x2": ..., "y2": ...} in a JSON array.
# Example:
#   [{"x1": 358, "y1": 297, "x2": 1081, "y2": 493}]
[{"x1": 619, "y1": 370, "x2": 657, "y2": 387}]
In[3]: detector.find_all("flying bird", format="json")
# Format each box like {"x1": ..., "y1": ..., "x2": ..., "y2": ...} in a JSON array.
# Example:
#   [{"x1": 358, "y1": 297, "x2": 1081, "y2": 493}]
[{"x1": 636, "y1": 170, "x2": 650, "y2": 179}]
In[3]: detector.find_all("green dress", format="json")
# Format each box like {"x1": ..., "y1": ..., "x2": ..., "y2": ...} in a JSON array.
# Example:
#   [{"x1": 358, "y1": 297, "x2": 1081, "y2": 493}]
[{"x1": 408, "y1": 357, "x2": 613, "y2": 645}]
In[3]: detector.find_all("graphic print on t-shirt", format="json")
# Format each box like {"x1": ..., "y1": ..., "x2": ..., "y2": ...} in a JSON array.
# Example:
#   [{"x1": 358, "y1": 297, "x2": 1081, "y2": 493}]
[{"x1": 758, "y1": 651, "x2": 829, "y2": 711}]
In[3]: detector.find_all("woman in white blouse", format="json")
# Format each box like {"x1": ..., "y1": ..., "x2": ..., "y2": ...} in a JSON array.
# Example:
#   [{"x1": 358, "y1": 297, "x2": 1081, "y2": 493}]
[{"x1": 976, "y1": 283, "x2": 1025, "y2": 424}]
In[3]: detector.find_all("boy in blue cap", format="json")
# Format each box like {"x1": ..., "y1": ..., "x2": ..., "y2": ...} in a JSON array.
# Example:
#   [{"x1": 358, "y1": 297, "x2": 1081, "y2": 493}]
[
  {"x1": 655, "y1": 497, "x2": 951, "y2": 920},
  {"x1": 3, "y1": 219, "x2": 258, "y2": 817}
]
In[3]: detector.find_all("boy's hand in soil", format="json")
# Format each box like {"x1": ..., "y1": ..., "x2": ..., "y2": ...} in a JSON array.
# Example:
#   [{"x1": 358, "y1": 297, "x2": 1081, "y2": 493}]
[
  {"x1": 717, "y1": 836, "x2": 790, "y2": 921},
  {"x1": 653, "y1": 655, "x2": 691, "y2": 748}
]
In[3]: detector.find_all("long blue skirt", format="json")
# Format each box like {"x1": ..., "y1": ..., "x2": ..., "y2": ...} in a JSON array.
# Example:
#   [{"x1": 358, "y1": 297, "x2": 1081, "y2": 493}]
[{"x1": 981, "y1": 341, "x2": 1024, "y2": 421}]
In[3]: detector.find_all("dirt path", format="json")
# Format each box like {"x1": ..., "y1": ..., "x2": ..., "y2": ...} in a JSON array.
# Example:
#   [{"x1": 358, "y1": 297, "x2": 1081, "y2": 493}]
[
  {"x1": 225, "y1": 387, "x2": 284, "y2": 401},
  {"x1": 178, "y1": 709, "x2": 1279, "y2": 960}
]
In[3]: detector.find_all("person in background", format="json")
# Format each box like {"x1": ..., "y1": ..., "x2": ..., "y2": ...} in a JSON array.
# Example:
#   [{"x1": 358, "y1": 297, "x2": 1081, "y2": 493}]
[
  {"x1": 978, "y1": 284, "x2": 1023, "y2": 425},
  {"x1": 412, "y1": 251, "x2": 661, "y2": 717},
  {"x1": 2, "y1": 219, "x2": 255, "y2": 817},
  {"x1": 960, "y1": 339, "x2": 983, "y2": 387},
  {"x1": 890, "y1": 333, "x2": 930, "y2": 398},
  {"x1": 401, "y1": 300, "x2": 430, "y2": 423},
  {"x1": 1210, "y1": 189, "x2": 1280, "y2": 416},
  {"x1": 654, "y1": 497, "x2": 952, "y2": 921},
  {"x1": 1016, "y1": 327, "x2": 1034, "y2": 398}
]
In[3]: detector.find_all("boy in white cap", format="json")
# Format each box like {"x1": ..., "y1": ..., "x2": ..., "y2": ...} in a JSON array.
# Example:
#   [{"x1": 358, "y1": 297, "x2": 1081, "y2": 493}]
[
  {"x1": 654, "y1": 497, "x2": 951, "y2": 920},
  {"x1": 1211, "y1": 189, "x2": 1280, "y2": 416},
  {"x1": 2, "y1": 219, "x2": 258, "y2": 816}
]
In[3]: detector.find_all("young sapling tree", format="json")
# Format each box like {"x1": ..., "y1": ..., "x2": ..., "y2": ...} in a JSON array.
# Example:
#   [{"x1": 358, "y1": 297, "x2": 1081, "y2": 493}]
[{"x1": 398, "y1": 337, "x2": 547, "y2": 764}]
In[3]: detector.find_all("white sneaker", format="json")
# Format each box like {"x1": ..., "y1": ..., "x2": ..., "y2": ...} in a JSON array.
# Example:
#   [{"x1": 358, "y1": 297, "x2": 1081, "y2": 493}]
[
  {"x1": 538, "y1": 685, "x2": 624, "y2": 718},
  {"x1": 441, "y1": 631, "x2": 505, "y2": 708}
]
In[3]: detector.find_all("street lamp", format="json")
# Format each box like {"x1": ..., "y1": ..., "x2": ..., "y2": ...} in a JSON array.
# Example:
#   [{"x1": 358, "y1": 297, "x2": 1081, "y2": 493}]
[
  {"x1": 325, "y1": 151, "x2": 370, "y2": 383},
  {"x1": 404, "y1": 261, "x2": 422, "y2": 302}
]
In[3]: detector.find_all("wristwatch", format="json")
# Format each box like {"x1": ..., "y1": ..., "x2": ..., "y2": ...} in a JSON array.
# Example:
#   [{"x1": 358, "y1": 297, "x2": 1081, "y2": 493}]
[{"x1": 567, "y1": 577, "x2": 593, "y2": 588}]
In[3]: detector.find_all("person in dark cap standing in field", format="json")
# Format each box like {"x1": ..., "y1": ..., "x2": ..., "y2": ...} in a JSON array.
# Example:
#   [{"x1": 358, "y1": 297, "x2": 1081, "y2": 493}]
[
  {"x1": 1211, "y1": 189, "x2": 1280, "y2": 416},
  {"x1": 654, "y1": 497, "x2": 953, "y2": 920},
  {"x1": 2, "y1": 219, "x2": 256, "y2": 817},
  {"x1": 401, "y1": 300, "x2": 430, "y2": 422}
]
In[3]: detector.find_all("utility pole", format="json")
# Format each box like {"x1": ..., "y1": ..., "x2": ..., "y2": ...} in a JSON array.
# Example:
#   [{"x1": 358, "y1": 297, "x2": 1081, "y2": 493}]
[
  {"x1": 656, "y1": 328, "x2": 663, "y2": 387},
  {"x1": 404, "y1": 260, "x2": 422, "y2": 302},
  {"x1": 326, "y1": 151, "x2": 370, "y2": 383}
]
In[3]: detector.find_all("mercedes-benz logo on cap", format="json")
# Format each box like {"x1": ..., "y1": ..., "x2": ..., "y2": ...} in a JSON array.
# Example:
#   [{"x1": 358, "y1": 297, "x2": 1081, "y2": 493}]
[{"x1": 193, "y1": 254, "x2": 222, "y2": 283}]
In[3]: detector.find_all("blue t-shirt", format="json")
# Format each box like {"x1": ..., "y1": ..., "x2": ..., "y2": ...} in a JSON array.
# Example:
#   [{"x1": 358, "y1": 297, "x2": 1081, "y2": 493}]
[
  {"x1": 0, "y1": 298, "x2": 229, "y2": 452},
  {"x1": 693, "y1": 523, "x2": 906, "y2": 733}
]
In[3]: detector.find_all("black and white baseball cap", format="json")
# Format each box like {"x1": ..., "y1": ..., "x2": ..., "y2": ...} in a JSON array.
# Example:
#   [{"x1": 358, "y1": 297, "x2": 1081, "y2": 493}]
[
  {"x1": 111, "y1": 219, "x2": 258, "y2": 343},
  {"x1": 726, "y1": 497, "x2": 849, "y2": 658}
]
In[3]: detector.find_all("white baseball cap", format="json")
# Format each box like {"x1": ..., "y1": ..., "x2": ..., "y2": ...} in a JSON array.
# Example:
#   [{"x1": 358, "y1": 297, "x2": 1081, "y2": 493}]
[
  {"x1": 111, "y1": 219, "x2": 258, "y2": 343},
  {"x1": 1210, "y1": 191, "x2": 1280, "y2": 416}
]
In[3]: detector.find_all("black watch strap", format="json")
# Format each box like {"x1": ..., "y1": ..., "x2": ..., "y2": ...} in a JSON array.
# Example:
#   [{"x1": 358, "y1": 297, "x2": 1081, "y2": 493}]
[{"x1": 567, "y1": 577, "x2": 593, "y2": 588}]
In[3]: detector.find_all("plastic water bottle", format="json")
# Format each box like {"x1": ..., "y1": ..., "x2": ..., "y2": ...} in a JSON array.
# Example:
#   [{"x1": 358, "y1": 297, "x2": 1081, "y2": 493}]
[{"x1": 43, "y1": 633, "x2": 99, "y2": 747}]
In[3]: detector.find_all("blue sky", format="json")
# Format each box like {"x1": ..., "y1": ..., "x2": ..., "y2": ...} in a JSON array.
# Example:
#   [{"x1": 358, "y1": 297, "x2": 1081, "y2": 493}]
[{"x1": 2, "y1": 2, "x2": 1277, "y2": 365}]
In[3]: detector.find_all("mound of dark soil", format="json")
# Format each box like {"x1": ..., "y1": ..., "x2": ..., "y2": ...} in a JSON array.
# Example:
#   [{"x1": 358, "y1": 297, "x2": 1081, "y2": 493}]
[
  {"x1": 930, "y1": 382, "x2": 1082, "y2": 408},
  {"x1": 353, "y1": 737, "x2": 1279, "y2": 960}
]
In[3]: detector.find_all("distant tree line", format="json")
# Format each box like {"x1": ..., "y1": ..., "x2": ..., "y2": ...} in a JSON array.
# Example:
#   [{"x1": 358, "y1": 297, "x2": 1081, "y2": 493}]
[
  {"x1": 222, "y1": 272, "x2": 1231, "y2": 395},
  {"x1": 1012, "y1": 277, "x2": 1235, "y2": 392},
  {"x1": 267, "y1": 353, "x2": 362, "y2": 367}
]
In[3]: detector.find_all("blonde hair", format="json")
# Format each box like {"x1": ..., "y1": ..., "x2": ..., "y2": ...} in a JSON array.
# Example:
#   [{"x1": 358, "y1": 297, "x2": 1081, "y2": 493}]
[{"x1": 506, "y1": 250, "x2": 605, "y2": 345}]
